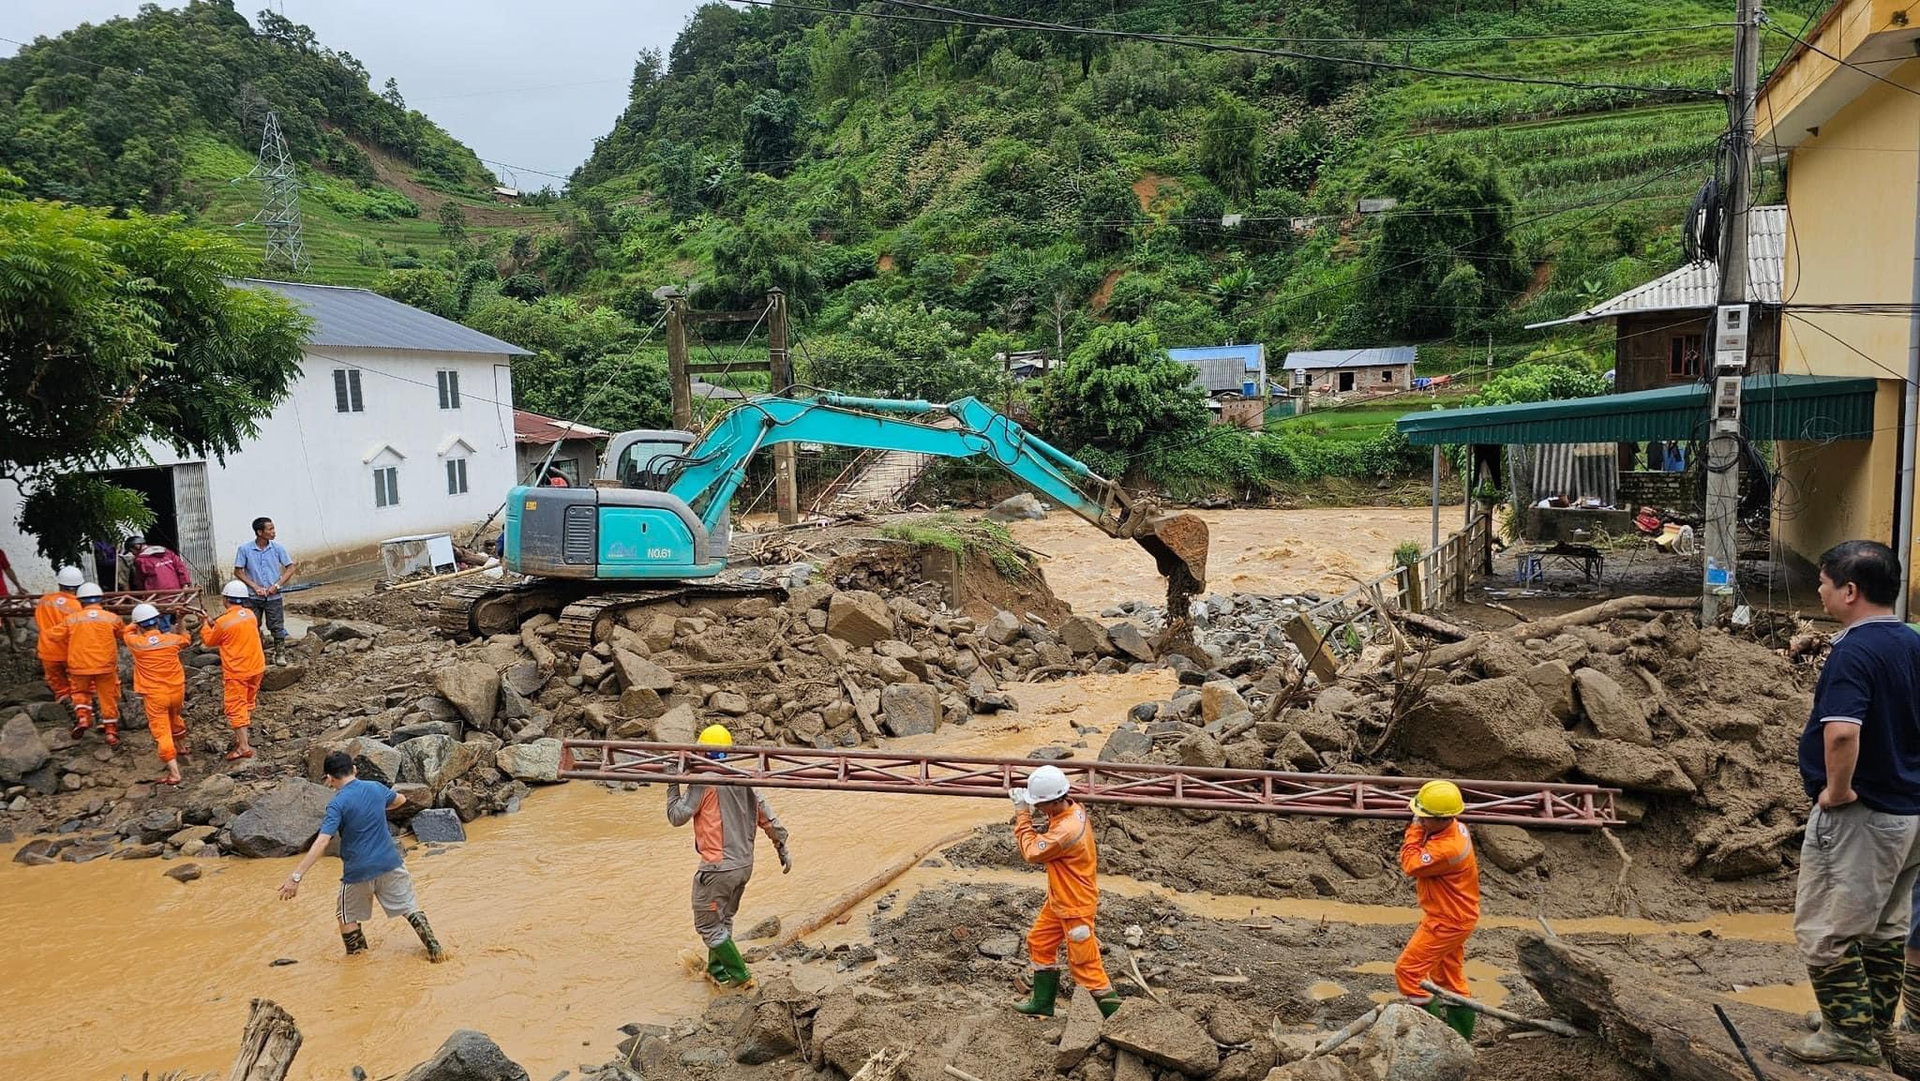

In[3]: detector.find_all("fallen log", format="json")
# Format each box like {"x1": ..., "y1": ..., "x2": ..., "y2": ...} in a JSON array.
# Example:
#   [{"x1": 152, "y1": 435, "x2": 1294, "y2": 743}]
[
  {"x1": 1418, "y1": 980, "x2": 1588, "y2": 1038},
  {"x1": 1394, "y1": 609, "x2": 1471, "y2": 642},
  {"x1": 227, "y1": 999, "x2": 301, "y2": 1081},
  {"x1": 1516, "y1": 934, "x2": 1907, "y2": 1081},
  {"x1": 1422, "y1": 595, "x2": 1696, "y2": 669}
]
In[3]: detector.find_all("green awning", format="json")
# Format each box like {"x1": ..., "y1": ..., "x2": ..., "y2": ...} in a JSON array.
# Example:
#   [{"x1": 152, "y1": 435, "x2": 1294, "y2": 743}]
[{"x1": 1395, "y1": 374, "x2": 1878, "y2": 446}]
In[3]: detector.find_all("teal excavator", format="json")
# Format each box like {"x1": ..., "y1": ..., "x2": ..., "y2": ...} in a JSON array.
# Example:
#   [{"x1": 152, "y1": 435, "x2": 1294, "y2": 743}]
[{"x1": 437, "y1": 394, "x2": 1208, "y2": 652}]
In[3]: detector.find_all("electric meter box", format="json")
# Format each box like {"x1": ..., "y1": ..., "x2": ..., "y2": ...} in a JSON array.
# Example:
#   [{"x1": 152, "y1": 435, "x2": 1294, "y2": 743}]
[{"x1": 1714, "y1": 304, "x2": 1751, "y2": 368}]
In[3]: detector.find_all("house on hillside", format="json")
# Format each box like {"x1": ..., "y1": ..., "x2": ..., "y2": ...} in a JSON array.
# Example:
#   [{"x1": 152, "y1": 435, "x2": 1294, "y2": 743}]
[
  {"x1": 1756, "y1": 0, "x2": 1920, "y2": 607},
  {"x1": 1283, "y1": 347, "x2": 1417, "y2": 396},
  {"x1": 1526, "y1": 206, "x2": 1784, "y2": 393},
  {"x1": 515, "y1": 410, "x2": 610, "y2": 487},
  {"x1": 1168, "y1": 344, "x2": 1269, "y2": 428},
  {"x1": 0, "y1": 279, "x2": 531, "y2": 590}
]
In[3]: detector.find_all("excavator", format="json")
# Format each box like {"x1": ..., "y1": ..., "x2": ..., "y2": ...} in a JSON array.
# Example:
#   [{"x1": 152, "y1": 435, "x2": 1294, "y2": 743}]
[{"x1": 437, "y1": 394, "x2": 1209, "y2": 652}]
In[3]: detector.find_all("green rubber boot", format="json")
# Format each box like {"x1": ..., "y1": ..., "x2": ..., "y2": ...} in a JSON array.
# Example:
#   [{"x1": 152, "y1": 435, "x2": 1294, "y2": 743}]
[
  {"x1": 710, "y1": 939, "x2": 753, "y2": 987},
  {"x1": 1443, "y1": 1006, "x2": 1477, "y2": 1041},
  {"x1": 1015, "y1": 970, "x2": 1061, "y2": 1017},
  {"x1": 1094, "y1": 990, "x2": 1124, "y2": 1018}
]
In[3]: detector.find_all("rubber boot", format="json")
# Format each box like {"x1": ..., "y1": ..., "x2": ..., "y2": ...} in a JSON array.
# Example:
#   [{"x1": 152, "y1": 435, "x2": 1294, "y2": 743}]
[
  {"x1": 1443, "y1": 1006, "x2": 1477, "y2": 1041},
  {"x1": 1015, "y1": 970, "x2": 1060, "y2": 1017},
  {"x1": 102, "y1": 722, "x2": 119, "y2": 747},
  {"x1": 1901, "y1": 954, "x2": 1920, "y2": 1035},
  {"x1": 1094, "y1": 990, "x2": 1123, "y2": 1018},
  {"x1": 1862, "y1": 938, "x2": 1904, "y2": 1061},
  {"x1": 407, "y1": 911, "x2": 446, "y2": 963},
  {"x1": 710, "y1": 938, "x2": 752, "y2": 987},
  {"x1": 1787, "y1": 948, "x2": 1885, "y2": 1066},
  {"x1": 342, "y1": 928, "x2": 369, "y2": 955}
]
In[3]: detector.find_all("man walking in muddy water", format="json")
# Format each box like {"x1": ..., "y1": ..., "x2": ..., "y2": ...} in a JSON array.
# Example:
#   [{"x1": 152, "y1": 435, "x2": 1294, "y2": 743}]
[
  {"x1": 1787, "y1": 541, "x2": 1920, "y2": 1065},
  {"x1": 278, "y1": 751, "x2": 446, "y2": 962},
  {"x1": 666, "y1": 724, "x2": 792, "y2": 988},
  {"x1": 1010, "y1": 764, "x2": 1122, "y2": 1018}
]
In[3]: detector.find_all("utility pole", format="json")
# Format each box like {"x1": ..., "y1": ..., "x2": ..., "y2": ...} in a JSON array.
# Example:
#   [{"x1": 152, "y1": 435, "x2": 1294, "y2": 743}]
[
  {"x1": 665, "y1": 291, "x2": 691, "y2": 431},
  {"x1": 1701, "y1": 0, "x2": 1762, "y2": 624},
  {"x1": 239, "y1": 110, "x2": 309, "y2": 276},
  {"x1": 767, "y1": 289, "x2": 799, "y2": 525}
]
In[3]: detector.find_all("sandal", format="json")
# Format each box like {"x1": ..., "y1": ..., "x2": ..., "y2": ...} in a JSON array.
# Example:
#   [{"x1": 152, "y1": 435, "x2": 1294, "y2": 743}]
[
  {"x1": 155, "y1": 775, "x2": 182, "y2": 786},
  {"x1": 225, "y1": 749, "x2": 255, "y2": 761}
]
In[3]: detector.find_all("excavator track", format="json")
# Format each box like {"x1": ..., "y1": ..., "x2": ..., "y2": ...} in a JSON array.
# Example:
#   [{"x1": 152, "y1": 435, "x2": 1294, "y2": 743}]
[
  {"x1": 436, "y1": 577, "x2": 579, "y2": 640},
  {"x1": 553, "y1": 581, "x2": 787, "y2": 654}
]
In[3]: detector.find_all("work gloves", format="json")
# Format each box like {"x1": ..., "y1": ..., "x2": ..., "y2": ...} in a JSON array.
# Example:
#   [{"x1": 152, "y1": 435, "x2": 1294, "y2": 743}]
[{"x1": 776, "y1": 841, "x2": 793, "y2": 874}]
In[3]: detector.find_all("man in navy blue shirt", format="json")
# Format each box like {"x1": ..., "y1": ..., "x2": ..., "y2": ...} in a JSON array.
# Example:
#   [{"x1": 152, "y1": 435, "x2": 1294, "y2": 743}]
[
  {"x1": 1788, "y1": 541, "x2": 1920, "y2": 1065},
  {"x1": 277, "y1": 752, "x2": 445, "y2": 962}
]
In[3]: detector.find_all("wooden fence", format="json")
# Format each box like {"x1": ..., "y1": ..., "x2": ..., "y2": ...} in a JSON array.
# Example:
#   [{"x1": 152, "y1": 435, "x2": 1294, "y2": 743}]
[{"x1": 1303, "y1": 511, "x2": 1494, "y2": 623}]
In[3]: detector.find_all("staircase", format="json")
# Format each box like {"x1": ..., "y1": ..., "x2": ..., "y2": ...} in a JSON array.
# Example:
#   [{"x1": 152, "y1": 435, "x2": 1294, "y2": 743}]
[{"x1": 815, "y1": 414, "x2": 961, "y2": 515}]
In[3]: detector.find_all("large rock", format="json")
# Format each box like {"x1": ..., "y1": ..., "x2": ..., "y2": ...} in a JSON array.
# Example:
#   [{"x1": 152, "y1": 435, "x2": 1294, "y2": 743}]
[
  {"x1": 1572, "y1": 739, "x2": 1696, "y2": 795},
  {"x1": 1201, "y1": 680, "x2": 1249, "y2": 723},
  {"x1": 985, "y1": 492, "x2": 1049, "y2": 522},
  {"x1": 0, "y1": 714, "x2": 51, "y2": 783},
  {"x1": 1059, "y1": 616, "x2": 1112, "y2": 657},
  {"x1": 1108, "y1": 622, "x2": 1156, "y2": 663},
  {"x1": 496, "y1": 739, "x2": 563, "y2": 784},
  {"x1": 502, "y1": 661, "x2": 545, "y2": 698},
  {"x1": 1177, "y1": 731, "x2": 1227, "y2": 769},
  {"x1": 1402, "y1": 677, "x2": 1575, "y2": 781},
  {"x1": 227, "y1": 779, "x2": 335, "y2": 858},
  {"x1": 1521, "y1": 660, "x2": 1576, "y2": 722},
  {"x1": 1475, "y1": 824, "x2": 1545, "y2": 873},
  {"x1": 1102, "y1": 1000, "x2": 1219, "y2": 1076},
  {"x1": 307, "y1": 737, "x2": 404, "y2": 786},
  {"x1": 1574, "y1": 669, "x2": 1653, "y2": 745},
  {"x1": 1099, "y1": 726, "x2": 1154, "y2": 763},
  {"x1": 1346, "y1": 1003, "x2": 1472, "y2": 1081},
  {"x1": 653, "y1": 703, "x2": 698, "y2": 745},
  {"x1": 734, "y1": 1000, "x2": 800, "y2": 1065},
  {"x1": 318, "y1": 619, "x2": 386, "y2": 642},
  {"x1": 434, "y1": 662, "x2": 500, "y2": 731},
  {"x1": 411, "y1": 807, "x2": 467, "y2": 843},
  {"x1": 1057, "y1": 986, "x2": 1106, "y2": 1070},
  {"x1": 397, "y1": 734, "x2": 483, "y2": 795},
  {"x1": 880, "y1": 684, "x2": 941, "y2": 737},
  {"x1": 399, "y1": 1030, "x2": 529, "y2": 1081},
  {"x1": 984, "y1": 610, "x2": 1023, "y2": 646},
  {"x1": 613, "y1": 650, "x2": 676, "y2": 694},
  {"x1": 259, "y1": 664, "x2": 306, "y2": 692},
  {"x1": 826, "y1": 590, "x2": 893, "y2": 648}
]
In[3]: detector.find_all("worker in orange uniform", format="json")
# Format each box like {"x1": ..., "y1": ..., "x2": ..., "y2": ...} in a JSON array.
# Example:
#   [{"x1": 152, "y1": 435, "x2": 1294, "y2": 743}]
[
  {"x1": 665, "y1": 724, "x2": 791, "y2": 988},
  {"x1": 201, "y1": 580, "x2": 266, "y2": 761},
  {"x1": 33, "y1": 566, "x2": 87, "y2": 703},
  {"x1": 1011, "y1": 764, "x2": 1123, "y2": 1019},
  {"x1": 124, "y1": 603, "x2": 193, "y2": 785},
  {"x1": 55, "y1": 583, "x2": 125, "y2": 745},
  {"x1": 1394, "y1": 780, "x2": 1481, "y2": 1041}
]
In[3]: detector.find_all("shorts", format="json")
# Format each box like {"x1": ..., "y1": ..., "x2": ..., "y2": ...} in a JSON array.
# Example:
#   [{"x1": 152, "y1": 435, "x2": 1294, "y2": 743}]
[{"x1": 337, "y1": 867, "x2": 419, "y2": 925}]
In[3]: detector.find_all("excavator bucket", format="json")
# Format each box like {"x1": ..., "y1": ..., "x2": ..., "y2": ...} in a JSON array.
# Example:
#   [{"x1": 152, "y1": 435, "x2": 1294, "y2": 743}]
[{"x1": 1131, "y1": 512, "x2": 1209, "y2": 614}]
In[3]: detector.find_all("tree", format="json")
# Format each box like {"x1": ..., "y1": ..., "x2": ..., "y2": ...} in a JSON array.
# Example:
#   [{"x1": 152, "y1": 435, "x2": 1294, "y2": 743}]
[
  {"x1": 801, "y1": 302, "x2": 1000, "y2": 402},
  {"x1": 1080, "y1": 172, "x2": 1141, "y2": 254},
  {"x1": 710, "y1": 207, "x2": 821, "y2": 312},
  {"x1": 742, "y1": 89, "x2": 800, "y2": 175},
  {"x1": 437, "y1": 201, "x2": 469, "y2": 246},
  {"x1": 1360, "y1": 149, "x2": 1527, "y2": 338},
  {"x1": 0, "y1": 185, "x2": 310, "y2": 560},
  {"x1": 1033, "y1": 322, "x2": 1208, "y2": 474},
  {"x1": 1197, "y1": 92, "x2": 1262, "y2": 201}
]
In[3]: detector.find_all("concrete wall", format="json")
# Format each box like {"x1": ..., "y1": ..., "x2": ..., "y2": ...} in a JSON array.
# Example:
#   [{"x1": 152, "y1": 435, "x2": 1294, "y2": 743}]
[
  {"x1": 1295, "y1": 365, "x2": 1411, "y2": 393},
  {"x1": 1, "y1": 347, "x2": 518, "y2": 592},
  {"x1": 1770, "y1": 60, "x2": 1920, "y2": 607}
]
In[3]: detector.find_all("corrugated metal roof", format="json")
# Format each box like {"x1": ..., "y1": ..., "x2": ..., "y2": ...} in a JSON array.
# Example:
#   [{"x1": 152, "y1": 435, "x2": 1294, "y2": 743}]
[
  {"x1": 1281, "y1": 346, "x2": 1418, "y2": 371},
  {"x1": 1533, "y1": 443, "x2": 1618, "y2": 504},
  {"x1": 1525, "y1": 206, "x2": 1785, "y2": 328},
  {"x1": 1168, "y1": 344, "x2": 1266, "y2": 393},
  {"x1": 514, "y1": 409, "x2": 611, "y2": 445},
  {"x1": 1395, "y1": 374, "x2": 1875, "y2": 446},
  {"x1": 239, "y1": 278, "x2": 533, "y2": 356}
]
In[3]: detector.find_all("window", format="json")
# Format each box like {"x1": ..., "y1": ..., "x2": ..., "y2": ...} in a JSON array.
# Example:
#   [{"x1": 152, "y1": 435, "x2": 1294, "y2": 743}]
[
  {"x1": 332, "y1": 369, "x2": 364, "y2": 413},
  {"x1": 1380, "y1": 369, "x2": 1394, "y2": 383},
  {"x1": 1669, "y1": 335, "x2": 1704, "y2": 377},
  {"x1": 446, "y1": 458, "x2": 469, "y2": 495},
  {"x1": 373, "y1": 466, "x2": 399, "y2": 508},
  {"x1": 436, "y1": 369, "x2": 461, "y2": 409}
]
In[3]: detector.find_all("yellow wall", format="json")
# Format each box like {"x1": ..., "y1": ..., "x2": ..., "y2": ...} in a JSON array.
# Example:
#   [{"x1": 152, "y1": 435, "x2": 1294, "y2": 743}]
[{"x1": 1772, "y1": 59, "x2": 1920, "y2": 605}]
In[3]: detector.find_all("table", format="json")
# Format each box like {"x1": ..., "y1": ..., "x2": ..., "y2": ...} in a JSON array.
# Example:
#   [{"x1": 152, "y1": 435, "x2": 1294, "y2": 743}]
[{"x1": 1516, "y1": 544, "x2": 1605, "y2": 586}]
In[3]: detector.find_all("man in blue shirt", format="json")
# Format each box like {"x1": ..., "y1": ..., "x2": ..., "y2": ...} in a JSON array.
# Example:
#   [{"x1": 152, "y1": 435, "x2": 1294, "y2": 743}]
[
  {"x1": 1788, "y1": 541, "x2": 1920, "y2": 1065},
  {"x1": 277, "y1": 751, "x2": 445, "y2": 962},
  {"x1": 234, "y1": 517, "x2": 294, "y2": 651}
]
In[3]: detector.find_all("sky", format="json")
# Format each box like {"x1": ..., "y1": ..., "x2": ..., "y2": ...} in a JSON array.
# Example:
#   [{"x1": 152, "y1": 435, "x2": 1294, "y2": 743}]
[{"x1": 6, "y1": 0, "x2": 710, "y2": 184}]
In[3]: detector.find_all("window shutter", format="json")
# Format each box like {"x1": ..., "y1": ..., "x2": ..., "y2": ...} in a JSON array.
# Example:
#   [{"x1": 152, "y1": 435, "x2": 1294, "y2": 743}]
[
  {"x1": 437, "y1": 371, "x2": 448, "y2": 409},
  {"x1": 448, "y1": 370, "x2": 460, "y2": 408},
  {"x1": 374, "y1": 470, "x2": 386, "y2": 507},
  {"x1": 334, "y1": 370, "x2": 350, "y2": 412},
  {"x1": 457, "y1": 458, "x2": 468, "y2": 493},
  {"x1": 348, "y1": 370, "x2": 364, "y2": 412},
  {"x1": 446, "y1": 460, "x2": 456, "y2": 494}
]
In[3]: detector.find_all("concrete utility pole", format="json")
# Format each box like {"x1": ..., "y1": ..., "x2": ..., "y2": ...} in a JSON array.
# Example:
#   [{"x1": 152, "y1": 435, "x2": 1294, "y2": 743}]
[
  {"x1": 767, "y1": 289, "x2": 799, "y2": 525},
  {"x1": 1701, "y1": 0, "x2": 1762, "y2": 624},
  {"x1": 665, "y1": 291, "x2": 692, "y2": 431}
]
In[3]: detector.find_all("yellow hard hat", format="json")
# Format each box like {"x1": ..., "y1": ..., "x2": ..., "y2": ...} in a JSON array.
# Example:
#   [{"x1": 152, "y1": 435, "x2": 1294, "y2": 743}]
[
  {"x1": 1410, "y1": 780, "x2": 1465, "y2": 818},
  {"x1": 697, "y1": 724, "x2": 733, "y2": 747}
]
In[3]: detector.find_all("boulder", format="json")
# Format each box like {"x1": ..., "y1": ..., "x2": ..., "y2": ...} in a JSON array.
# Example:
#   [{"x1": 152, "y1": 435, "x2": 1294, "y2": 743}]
[
  {"x1": 306, "y1": 737, "x2": 404, "y2": 787},
  {"x1": 826, "y1": 591, "x2": 893, "y2": 648},
  {"x1": 434, "y1": 662, "x2": 500, "y2": 731},
  {"x1": 1102, "y1": 999, "x2": 1219, "y2": 1076},
  {"x1": 164, "y1": 863, "x2": 203, "y2": 883},
  {"x1": 399, "y1": 1030, "x2": 529, "y2": 1081},
  {"x1": 709, "y1": 691, "x2": 751, "y2": 716},
  {"x1": 1521, "y1": 660, "x2": 1576, "y2": 723},
  {"x1": 1059, "y1": 616, "x2": 1113, "y2": 657},
  {"x1": 1574, "y1": 669, "x2": 1653, "y2": 745},
  {"x1": 397, "y1": 734, "x2": 483, "y2": 796},
  {"x1": 496, "y1": 739, "x2": 563, "y2": 784},
  {"x1": 984, "y1": 610, "x2": 1023, "y2": 646},
  {"x1": 496, "y1": 680, "x2": 530, "y2": 723},
  {"x1": 880, "y1": 684, "x2": 942, "y2": 737},
  {"x1": 318, "y1": 619, "x2": 385, "y2": 642},
  {"x1": 1177, "y1": 731, "x2": 1227, "y2": 769},
  {"x1": 733, "y1": 1000, "x2": 800, "y2": 1065},
  {"x1": 132, "y1": 807, "x2": 184, "y2": 844},
  {"x1": 1402, "y1": 677, "x2": 1575, "y2": 781},
  {"x1": 227, "y1": 779, "x2": 335, "y2": 858},
  {"x1": 412, "y1": 807, "x2": 467, "y2": 842},
  {"x1": 1472, "y1": 636, "x2": 1538, "y2": 680},
  {"x1": 502, "y1": 660, "x2": 545, "y2": 697},
  {"x1": 653, "y1": 703, "x2": 699, "y2": 745},
  {"x1": 387, "y1": 783, "x2": 433, "y2": 821},
  {"x1": 985, "y1": 492, "x2": 1049, "y2": 522},
  {"x1": 1099, "y1": 727, "x2": 1154, "y2": 763},
  {"x1": 392, "y1": 720, "x2": 459, "y2": 744},
  {"x1": 1274, "y1": 731, "x2": 1322, "y2": 771},
  {"x1": 1108, "y1": 622, "x2": 1156, "y2": 663},
  {"x1": 1346, "y1": 1003, "x2": 1472, "y2": 1081},
  {"x1": 1474, "y1": 824, "x2": 1545, "y2": 873},
  {"x1": 576, "y1": 652, "x2": 611, "y2": 684},
  {"x1": 0, "y1": 714, "x2": 51, "y2": 783},
  {"x1": 1057, "y1": 986, "x2": 1106, "y2": 1070},
  {"x1": 619, "y1": 686, "x2": 667, "y2": 719},
  {"x1": 259, "y1": 664, "x2": 307, "y2": 692},
  {"x1": 1201, "y1": 680, "x2": 1249, "y2": 723},
  {"x1": 1572, "y1": 739, "x2": 1696, "y2": 795},
  {"x1": 613, "y1": 650, "x2": 676, "y2": 694}
]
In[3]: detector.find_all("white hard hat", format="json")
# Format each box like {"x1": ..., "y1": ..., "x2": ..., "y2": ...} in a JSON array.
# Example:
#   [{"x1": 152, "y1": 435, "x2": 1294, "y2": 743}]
[
  {"x1": 76, "y1": 582, "x2": 103, "y2": 600},
  {"x1": 55, "y1": 566, "x2": 84, "y2": 587},
  {"x1": 222, "y1": 580, "x2": 250, "y2": 600},
  {"x1": 1023, "y1": 765, "x2": 1071, "y2": 804},
  {"x1": 130, "y1": 603, "x2": 160, "y2": 624}
]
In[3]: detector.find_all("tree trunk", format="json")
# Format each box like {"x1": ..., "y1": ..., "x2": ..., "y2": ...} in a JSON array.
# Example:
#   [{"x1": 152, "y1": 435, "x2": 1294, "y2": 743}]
[
  {"x1": 227, "y1": 999, "x2": 301, "y2": 1081},
  {"x1": 1421, "y1": 595, "x2": 1697, "y2": 669},
  {"x1": 1517, "y1": 935, "x2": 1912, "y2": 1081}
]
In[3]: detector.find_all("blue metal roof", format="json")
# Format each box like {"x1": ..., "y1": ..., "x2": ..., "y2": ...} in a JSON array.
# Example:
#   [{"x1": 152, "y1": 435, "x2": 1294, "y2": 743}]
[
  {"x1": 240, "y1": 278, "x2": 533, "y2": 356},
  {"x1": 1282, "y1": 346, "x2": 1417, "y2": 371},
  {"x1": 1167, "y1": 344, "x2": 1266, "y2": 394}
]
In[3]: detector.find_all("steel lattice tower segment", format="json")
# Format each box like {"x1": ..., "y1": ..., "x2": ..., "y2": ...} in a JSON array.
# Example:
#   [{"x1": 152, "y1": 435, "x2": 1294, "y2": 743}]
[{"x1": 240, "y1": 110, "x2": 309, "y2": 276}]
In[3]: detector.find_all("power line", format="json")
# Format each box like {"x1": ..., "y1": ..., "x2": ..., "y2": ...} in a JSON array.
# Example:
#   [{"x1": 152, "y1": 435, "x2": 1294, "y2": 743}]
[{"x1": 1760, "y1": 14, "x2": 1920, "y2": 102}]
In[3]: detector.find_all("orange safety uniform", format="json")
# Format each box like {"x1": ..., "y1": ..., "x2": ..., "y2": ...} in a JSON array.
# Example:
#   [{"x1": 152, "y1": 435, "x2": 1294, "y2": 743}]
[
  {"x1": 1015, "y1": 800, "x2": 1112, "y2": 994},
  {"x1": 1393, "y1": 819, "x2": 1481, "y2": 1001},
  {"x1": 33, "y1": 591, "x2": 81, "y2": 701},
  {"x1": 54, "y1": 607, "x2": 125, "y2": 727},
  {"x1": 123, "y1": 626, "x2": 191, "y2": 763},
  {"x1": 200, "y1": 605, "x2": 266, "y2": 729}
]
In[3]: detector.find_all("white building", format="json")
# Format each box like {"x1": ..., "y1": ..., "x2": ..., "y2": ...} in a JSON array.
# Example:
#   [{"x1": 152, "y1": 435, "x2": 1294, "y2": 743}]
[{"x1": 0, "y1": 279, "x2": 531, "y2": 591}]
